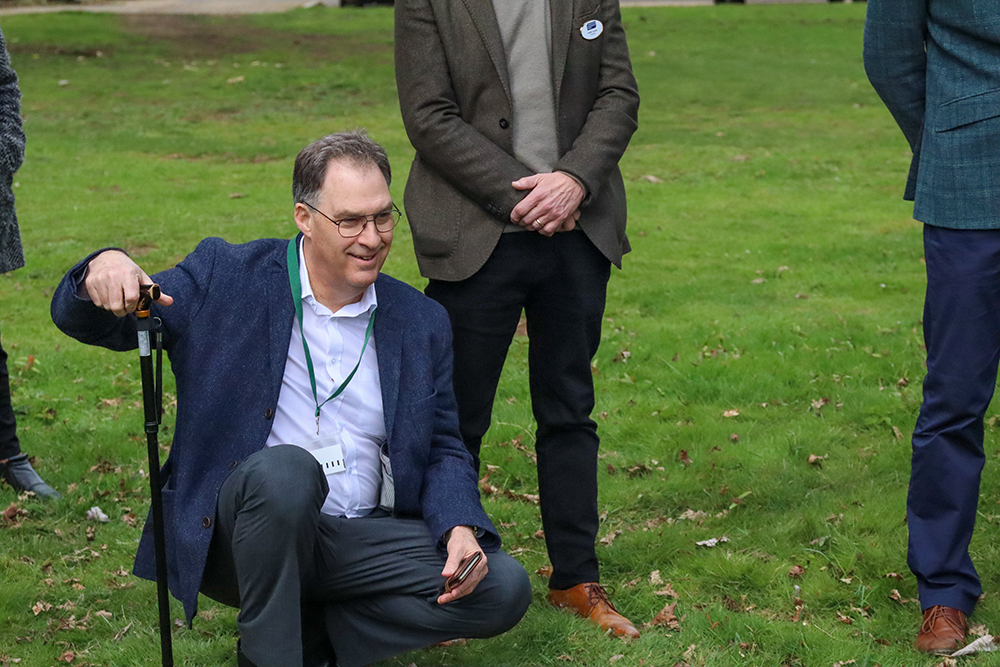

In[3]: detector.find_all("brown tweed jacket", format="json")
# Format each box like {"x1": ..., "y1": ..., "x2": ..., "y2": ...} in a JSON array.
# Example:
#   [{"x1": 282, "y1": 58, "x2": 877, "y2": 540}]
[
  {"x1": 0, "y1": 28, "x2": 25, "y2": 275},
  {"x1": 395, "y1": 0, "x2": 639, "y2": 282}
]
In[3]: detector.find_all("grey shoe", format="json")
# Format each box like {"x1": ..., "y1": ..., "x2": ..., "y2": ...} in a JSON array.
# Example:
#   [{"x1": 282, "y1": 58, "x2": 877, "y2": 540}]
[{"x1": 1, "y1": 453, "x2": 61, "y2": 499}]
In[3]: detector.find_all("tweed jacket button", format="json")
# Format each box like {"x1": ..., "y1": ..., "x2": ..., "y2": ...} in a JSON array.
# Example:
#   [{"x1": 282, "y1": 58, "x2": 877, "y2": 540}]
[
  {"x1": 264, "y1": 408, "x2": 274, "y2": 419},
  {"x1": 202, "y1": 517, "x2": 212, "y2": 528},
  {"x1": 499, "y1": 118, "x2": 509, "y2": 129}
]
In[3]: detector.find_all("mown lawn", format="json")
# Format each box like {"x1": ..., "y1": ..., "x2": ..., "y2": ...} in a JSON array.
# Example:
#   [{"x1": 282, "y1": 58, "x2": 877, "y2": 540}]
[{"x1": 2, "y1": 4, "x2": 995, "y2": 666}]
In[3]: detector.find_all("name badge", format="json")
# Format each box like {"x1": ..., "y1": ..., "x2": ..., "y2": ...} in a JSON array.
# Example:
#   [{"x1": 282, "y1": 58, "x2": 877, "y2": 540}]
[
  {"x1": 580, "y1": 19, "x2": 603, "y2": 40},
  {"x1": 295, "y1": 431, "x2": 348, "y2": 475},
  {"x1": 310, "y1": 442, "x2": 347, "y2": 475}
]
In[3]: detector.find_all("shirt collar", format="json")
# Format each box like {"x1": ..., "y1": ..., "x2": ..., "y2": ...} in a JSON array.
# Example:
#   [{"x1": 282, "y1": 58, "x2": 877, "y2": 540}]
[{"x1": 298, "y1": 236, "x2": 378, "y2": 318}]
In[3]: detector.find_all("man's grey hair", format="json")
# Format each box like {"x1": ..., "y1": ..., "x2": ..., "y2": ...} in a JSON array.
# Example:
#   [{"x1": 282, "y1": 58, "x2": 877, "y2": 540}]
[{"x1": 292, "y1": 130, "x2": 391, "y2": 206}]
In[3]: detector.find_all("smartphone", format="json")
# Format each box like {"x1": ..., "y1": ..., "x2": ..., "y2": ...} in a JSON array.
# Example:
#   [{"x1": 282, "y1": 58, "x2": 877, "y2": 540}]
[{"x1": 444, "y1": 551, "x2": 483, "y2": 593}]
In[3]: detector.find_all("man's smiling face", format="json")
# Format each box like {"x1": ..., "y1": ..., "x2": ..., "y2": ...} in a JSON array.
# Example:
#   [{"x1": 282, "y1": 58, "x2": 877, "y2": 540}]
[{"x1": 294, "y1": 158, "x2": 394, "y2": 311}]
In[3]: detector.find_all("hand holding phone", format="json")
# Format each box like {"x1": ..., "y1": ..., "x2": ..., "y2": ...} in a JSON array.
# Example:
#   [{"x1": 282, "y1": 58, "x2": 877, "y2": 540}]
[{"x1": 444, "y1": 551, "x2": 483, "y2": 593}]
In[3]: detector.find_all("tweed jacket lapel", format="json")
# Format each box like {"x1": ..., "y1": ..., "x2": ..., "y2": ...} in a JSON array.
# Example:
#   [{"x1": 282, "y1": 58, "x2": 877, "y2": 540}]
[
  {"x1": 373, "y1": 277, "x2": 402, "y2": 442},
  {"x1": 460, "y1": 0, "x2": 512, "y2": 102},
  {"x1": 267, "y1": 239, "x2": 297, "y2": 409},
  {"x1": 550, "y1": 0, "x2": 572, "y2": 111}
]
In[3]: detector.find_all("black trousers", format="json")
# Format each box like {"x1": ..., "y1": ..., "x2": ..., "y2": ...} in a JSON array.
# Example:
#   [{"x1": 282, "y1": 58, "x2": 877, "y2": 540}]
[
  {"x1": 426, "y1": 230, "x2": 611, "y2": 590},
  {"x1": 200, "y1": 445, "x2": 531, "y2": 667},
  {"x1": 0, "y1": 328, "x2": 21, "y2": 461},
  {"x1": 908, "y1": 225, "x2": 1000, "y2": 616}
]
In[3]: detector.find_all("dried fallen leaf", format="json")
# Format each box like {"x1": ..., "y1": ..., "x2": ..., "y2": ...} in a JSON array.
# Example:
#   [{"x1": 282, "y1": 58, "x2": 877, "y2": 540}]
[
  {"x1": 836, "y1": 612, "x2": 853, "y2": 625},
  {"x1": 535, "y1": 565, "x2": 553, "y2": 578},
  {"x1": 31, "y1": 600, "x2": 52, "y2": 615},
  {"x1": 695, "y1": 535, "x2": 729, "y2": 548},
  {"x1": 788, "y1": 565, "x2": 806, "y2": 579},
  {"x1": 640, "y1": 174, "x2": 663, "y2": 184},
  {"x1": 86, "y1": 506, "x2": 109, "y2": 523},
  {"x1": 650, "y1": 601, "x2": 681, "y2": 631},
  {"x1": 600, "y1": 529, "x2": 622, "y2": 546},
  {"x1": 627, "y1": 464, "x2": 651, "y2": 478},
  {"x1": 57, "y1": 651, "x2": 75, "y2": 663},
  {"x1": 810, "y1": 397, "x2": 830, "y2": 411},
  {"x1": 883, "y1": 572, "x2": 904, "y2": 581},
  {"x1": 807, "y1": 454, "x2": 827, "y2": 467},
  {"x1": 952, "y1": 634, "x2": 1000, "y2": 656},
  {"x1": 889, "y1": 589, "x2": 915, "y2": 604},
  {"x1": 723, "y1": 409, "x2": 740, "y2": 418},
  {"x1": 650, "y1": 570, "x2": 664, "y2": 586},
  {"x1": 2, "y1": 502, "x2": 26, "y2": 526},
  {"x1": 969, "y1": 624, "x2": 991, "y2": 638},
  {"x1": 678, "y1": 451, "x2": 692, "y2": 467},
  {"x1": 729, "y1": 433, "x2": 740, "y2": 443},
  {"x1": 653, "y1": 581, "x2": 678, "y2": 598},
  {"x1": 678, "y1": 509, "x2": 708, "y2": 522},
  {"x1": 609, "y1": 654, "x2": 625, "y2": 664},
  {"x1": 114, "y1": 622, "x2": 133, "y2": 642}
]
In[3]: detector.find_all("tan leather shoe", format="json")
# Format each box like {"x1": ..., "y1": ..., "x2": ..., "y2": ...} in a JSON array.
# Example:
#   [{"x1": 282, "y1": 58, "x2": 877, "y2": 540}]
[
  {"x1": 915, "y1": 605, "x2": 966, "y2": 654},
  {"x1": 548, "y1": 583, "x2": 640, "y2": 638}
]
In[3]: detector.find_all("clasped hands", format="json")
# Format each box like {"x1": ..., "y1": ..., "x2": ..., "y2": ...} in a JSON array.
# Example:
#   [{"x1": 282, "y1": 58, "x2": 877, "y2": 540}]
[{"x1": 509, "y1": 171, "x2": 584, "y2": 237}]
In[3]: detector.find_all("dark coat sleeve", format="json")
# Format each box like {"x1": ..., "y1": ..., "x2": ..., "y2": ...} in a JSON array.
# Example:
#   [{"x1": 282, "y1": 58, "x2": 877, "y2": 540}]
[
  {"x1": 863, "y1": 0, "x2": 928, "y2": 200},
  {"x1": 0, "y1": 28, "x2": 25, "y2": 178},
  {"x1": 418, "y1": 299, "x2": 500, "y2": 551},
  {"x1": 553, "y1": 0, "x2": 640, "y2": 205}
]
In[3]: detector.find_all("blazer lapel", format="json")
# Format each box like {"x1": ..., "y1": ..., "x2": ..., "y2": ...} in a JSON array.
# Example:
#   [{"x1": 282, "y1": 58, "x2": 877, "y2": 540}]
[
  {"x1": 550, "y1": 0, "x2": 572, "y2": 111},
  {"x1": 460, "y1": 0, "x2": 512, "y2": 101},
  {"x1": 268, "y1": 239, "x2": 296, "y2": 399},
  {"x1": 374, "y1": 278, "x2": 402, "y2": 442}
]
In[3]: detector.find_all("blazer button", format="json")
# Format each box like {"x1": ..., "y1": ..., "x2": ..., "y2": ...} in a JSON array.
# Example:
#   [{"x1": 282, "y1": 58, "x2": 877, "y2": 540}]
[
  {"x1": 499, "y1": 118, "x2": 509, "y2": 129},
  {"x1": 264, "y1": 408, "x2": 274, "y2": 419},
  {"x1": 202, "y1": 517, "x2": 212, "y2": 528}
]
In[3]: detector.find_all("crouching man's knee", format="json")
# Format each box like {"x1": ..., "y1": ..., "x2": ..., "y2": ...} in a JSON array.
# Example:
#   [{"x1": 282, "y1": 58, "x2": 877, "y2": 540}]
[{"x1": 473, "y1": 551, "x2": 533, "y2": 638}]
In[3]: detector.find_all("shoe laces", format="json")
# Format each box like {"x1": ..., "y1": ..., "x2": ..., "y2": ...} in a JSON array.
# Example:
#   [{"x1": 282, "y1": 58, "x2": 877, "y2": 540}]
[
  {"x1": 920, "y1": 606, "x2": 964, "y2": 637},
  {"x1": 585, "y1": 584, "x2": 620, "y2": 613}
]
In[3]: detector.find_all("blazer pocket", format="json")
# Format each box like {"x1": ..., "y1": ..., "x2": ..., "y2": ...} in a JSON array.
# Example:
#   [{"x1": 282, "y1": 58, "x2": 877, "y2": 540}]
[{"x1": 934, "y1": 88, "x2": 1000, "y2": 132}]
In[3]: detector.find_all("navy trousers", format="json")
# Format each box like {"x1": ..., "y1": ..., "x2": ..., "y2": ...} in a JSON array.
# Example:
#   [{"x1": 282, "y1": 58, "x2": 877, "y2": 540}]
[
  {"x1": 426, "y1": 230, "x2": 611, "y2": 591},
  {"x1": 200, "y1": 445, "x2": 532, "y2": 667},
  {"x1": 908, "y1": 224, "x2": 1000, "y2": 615}
]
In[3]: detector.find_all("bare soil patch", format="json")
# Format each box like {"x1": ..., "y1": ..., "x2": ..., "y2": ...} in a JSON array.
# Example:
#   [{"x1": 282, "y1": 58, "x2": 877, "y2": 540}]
[{"x1": 120, "y1": 14, "x2": 387, "y2": 60}]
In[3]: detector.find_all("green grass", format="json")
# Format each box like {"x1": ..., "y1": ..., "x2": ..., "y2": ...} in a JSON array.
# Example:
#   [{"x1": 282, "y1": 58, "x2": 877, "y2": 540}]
[{"x1": 1, "y1": 4, "x2": 997, "y2": 666}]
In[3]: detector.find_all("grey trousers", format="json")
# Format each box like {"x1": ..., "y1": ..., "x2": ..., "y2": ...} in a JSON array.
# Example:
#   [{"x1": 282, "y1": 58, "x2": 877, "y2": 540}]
[{"x1": 200, "y1": 445, "x2": 532, "y2": 667}]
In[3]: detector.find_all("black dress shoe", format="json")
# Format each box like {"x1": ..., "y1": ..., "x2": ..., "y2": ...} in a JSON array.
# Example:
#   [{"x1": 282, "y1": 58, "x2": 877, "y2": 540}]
[{"x1": 1, "y1": 453, "x2": 60, "y2": 499}]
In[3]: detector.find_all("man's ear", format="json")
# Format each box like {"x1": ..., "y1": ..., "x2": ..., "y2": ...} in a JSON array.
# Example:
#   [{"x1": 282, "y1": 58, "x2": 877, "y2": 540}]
[{"x1": 294, "y1": 203, "x2": 313, "y2": 237}]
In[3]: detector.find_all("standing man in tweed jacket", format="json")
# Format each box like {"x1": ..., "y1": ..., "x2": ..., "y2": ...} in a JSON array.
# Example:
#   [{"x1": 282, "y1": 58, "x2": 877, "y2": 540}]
[
  {"x1": 0, "y1": 27, "x2": 60, "y2": 500},
  {"x1": 865, "y1": 0, "x2": 1000, "y2": 654},
  {"x1": 395, "y1": 0, "x2": 640, "y2": 638}
]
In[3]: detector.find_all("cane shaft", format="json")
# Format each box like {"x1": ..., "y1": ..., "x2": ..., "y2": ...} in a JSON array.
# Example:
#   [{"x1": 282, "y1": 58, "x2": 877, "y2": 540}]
[{"x1": 138, "y1": 317, "x2": 173, "y2": 667}]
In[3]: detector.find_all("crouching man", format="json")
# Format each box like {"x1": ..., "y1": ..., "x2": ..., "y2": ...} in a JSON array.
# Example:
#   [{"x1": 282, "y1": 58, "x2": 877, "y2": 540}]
[{"x1": 50, "y1": 131, "x2": 531, "y2": 667}]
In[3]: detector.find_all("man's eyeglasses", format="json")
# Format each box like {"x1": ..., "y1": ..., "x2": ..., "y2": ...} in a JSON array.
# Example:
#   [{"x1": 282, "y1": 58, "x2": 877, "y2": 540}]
[{"x1": 302, "y1": 201, "x2": 402, "y2": 238}]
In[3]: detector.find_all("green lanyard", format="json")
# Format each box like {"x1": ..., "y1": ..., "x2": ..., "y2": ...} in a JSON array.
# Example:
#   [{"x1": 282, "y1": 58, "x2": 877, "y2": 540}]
[{"x1": 287, "y1": 237, "x2": 376, "y2": 434}]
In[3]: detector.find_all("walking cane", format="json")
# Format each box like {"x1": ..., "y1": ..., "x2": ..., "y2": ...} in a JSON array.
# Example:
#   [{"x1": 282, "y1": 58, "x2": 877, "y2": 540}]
[{"x1": 136, "y1": 283, "x2": 173, "y2": 667}]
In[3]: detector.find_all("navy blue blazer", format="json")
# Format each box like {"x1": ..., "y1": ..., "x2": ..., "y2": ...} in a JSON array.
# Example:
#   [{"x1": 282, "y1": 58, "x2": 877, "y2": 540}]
[
  {"x1": 51, "y1": 237, "x2": 499, "y2": 624},
  {"x1": 864, "y1": 0, "x2": 1000, "y2": 228}
]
